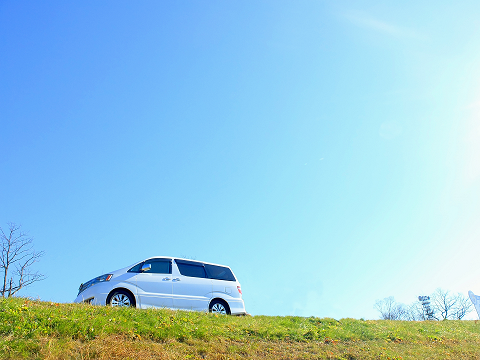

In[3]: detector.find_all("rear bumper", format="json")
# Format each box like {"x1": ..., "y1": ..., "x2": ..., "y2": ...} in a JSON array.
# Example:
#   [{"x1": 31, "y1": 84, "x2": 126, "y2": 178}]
[{"x1": 227, "y1": 299, "x2": 247, "y2": 315}]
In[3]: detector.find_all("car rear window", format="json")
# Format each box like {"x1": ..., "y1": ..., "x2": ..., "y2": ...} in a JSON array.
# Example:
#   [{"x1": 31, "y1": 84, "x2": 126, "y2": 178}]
[
  {"x1": 204, "y1": 264, "x2": 236, "y2": 281},
  {"x1": 175, "y1": 260, "x2": 207, "y2": 278}
]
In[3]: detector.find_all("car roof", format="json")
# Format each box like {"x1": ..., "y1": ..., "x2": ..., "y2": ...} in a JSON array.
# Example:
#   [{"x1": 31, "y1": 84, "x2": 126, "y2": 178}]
[{"x1": 141, "y1": 256, "x2": 231, "y2": 269}]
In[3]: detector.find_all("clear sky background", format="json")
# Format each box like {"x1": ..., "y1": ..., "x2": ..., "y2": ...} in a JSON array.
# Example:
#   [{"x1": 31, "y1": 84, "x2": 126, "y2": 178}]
[{"x1": 2, "y1": 1, "x2": 480, "y2": 319}]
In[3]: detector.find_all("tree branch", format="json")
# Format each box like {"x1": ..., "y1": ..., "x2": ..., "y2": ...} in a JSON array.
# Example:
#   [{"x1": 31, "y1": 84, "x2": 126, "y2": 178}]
[{"x1": 0, "y1": 223, "x2": 44, "y2": 297}]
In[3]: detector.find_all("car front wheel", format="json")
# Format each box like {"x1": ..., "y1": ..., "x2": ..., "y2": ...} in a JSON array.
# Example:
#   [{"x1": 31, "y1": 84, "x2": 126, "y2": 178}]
[
  {"x1": 209, "y1": 299, "x2": 230, "y2": 315},
  {"x1": 109, "y1": 290, "x2": 134, "y2": 307}
]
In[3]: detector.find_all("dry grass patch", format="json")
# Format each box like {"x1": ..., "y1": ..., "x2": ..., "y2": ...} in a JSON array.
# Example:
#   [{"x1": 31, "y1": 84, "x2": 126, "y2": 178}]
[{"x1": 23, "y1": 336, "x2": 480, "y2": 360}]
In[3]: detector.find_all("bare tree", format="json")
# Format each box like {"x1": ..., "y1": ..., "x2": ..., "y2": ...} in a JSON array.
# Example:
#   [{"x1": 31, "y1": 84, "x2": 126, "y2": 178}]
[
  {"x1": 374, "y1": 296, "x2": 408, "y2": 320},
  {"x1": 451, "y1": 292, "x2": 473, "y2": 320},
  {"x1": 376, "y1": 290, "x2": 474, "y2": 321},
  {"x1": 404, "y1": 296, "x2": 437, "y2": 320},
  {"x1": 431, "y1": 289, "x2": 458, "y2": 320},
  {"x1": 405, "y1": 300, "x2": 428, "y2": 321},
  {"x1": 424, "y1": 289, "x2": 473, "y2": 320},
  {"x1": 0, "y1": 223, "x2": 45, "y2": 297}
]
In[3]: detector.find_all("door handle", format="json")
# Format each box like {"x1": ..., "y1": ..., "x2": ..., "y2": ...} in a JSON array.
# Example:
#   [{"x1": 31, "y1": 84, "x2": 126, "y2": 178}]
[
  {"x1": 172, "y1": 278, "x2": 181, "y2": 282},
  {"x1": 163, "y1": 277, "x2": 171, "y2": 281}
]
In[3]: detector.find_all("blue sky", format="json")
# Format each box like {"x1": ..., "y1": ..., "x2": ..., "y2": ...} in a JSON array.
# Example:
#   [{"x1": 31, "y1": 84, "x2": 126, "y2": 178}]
[{"x1": 2, "y1": 1, "x2": 480, "y2": 319}]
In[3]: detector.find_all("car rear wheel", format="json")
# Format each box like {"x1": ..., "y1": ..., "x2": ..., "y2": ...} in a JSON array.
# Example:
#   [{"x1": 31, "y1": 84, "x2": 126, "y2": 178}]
[
  {"x1": 209, "y1": 299, "x2": 230, "y2": 315},
  {"x1": 109, "y1": 290, "x2": 134, "y2": 307}
]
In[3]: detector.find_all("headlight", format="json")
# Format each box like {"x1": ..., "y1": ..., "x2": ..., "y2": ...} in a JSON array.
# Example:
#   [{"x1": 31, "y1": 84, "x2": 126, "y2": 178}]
[{"x1": 78, "y1": 274, "x2": 113, "y2": 295}]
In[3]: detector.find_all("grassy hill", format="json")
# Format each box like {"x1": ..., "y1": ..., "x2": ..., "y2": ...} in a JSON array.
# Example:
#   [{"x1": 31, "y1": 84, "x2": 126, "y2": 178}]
[{"x1": 1, "y1": 297, "x2": 480, "y2": 359}]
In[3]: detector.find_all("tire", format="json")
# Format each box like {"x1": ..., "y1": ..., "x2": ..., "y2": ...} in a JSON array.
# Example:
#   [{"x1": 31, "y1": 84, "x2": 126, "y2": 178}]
[
  {"x1": 209, "y1": 299, "x2": 230, "y2": 315},
  {"x1": 108, "y1": 290, "x2": 135, "y2": 307}
]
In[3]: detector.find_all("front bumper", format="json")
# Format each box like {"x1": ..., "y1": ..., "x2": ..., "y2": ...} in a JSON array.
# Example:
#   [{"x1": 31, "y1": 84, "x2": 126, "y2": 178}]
[{"x1": 74, "y1": 282, "x2": 111, "y2": 305}]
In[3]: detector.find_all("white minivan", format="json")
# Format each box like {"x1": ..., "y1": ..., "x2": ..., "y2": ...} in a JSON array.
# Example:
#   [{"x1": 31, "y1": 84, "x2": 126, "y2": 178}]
[{"x1": 74, "y1": 257, "x2": 246, "y2": 315}]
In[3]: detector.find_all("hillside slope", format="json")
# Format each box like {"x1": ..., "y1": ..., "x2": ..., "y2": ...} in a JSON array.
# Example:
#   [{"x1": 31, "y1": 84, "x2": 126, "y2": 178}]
[{"x1": 1, "y1": 297, "x2": 480, "y2": 359}]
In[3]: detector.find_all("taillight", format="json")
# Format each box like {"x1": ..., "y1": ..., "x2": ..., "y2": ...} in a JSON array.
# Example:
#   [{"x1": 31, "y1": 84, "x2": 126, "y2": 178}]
[{"x1": 237, "y1": 286, "x2": 242, "y2": 295}]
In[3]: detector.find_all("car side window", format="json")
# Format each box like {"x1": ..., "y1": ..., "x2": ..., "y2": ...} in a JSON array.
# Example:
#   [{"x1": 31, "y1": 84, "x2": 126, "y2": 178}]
[
  {"x1": 128, "y1": 262, "x2": 144, "y2": 273},
  {"x1": 204, "y1": 264, "x2": 236, "y2": 281},
  {"x1": 128, "y1": 259, "x2": 171, "y2": 274},
  {"x1": 144, "y1": 259, "x2": 172, "y2": 274},
  {"x1": 175, "y1": 260, "x2": 206, "y2": 278}
]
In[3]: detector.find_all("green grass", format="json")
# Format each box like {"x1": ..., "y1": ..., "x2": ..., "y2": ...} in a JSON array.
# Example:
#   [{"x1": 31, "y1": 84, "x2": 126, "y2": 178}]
[{"x1": 1, "y1": 297, "x2": 480, "y2": 359}]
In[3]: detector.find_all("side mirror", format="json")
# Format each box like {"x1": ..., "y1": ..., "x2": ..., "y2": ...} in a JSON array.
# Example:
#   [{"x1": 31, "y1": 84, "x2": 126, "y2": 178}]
[{"x1": 141, "y1": 263, "x2": 152, "y2": 272}]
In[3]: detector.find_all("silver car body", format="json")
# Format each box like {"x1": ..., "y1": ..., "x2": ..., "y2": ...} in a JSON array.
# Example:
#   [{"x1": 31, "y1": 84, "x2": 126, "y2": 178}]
[{"x1": 74, "y1": 257, "x2": 246, "y2": 315}]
